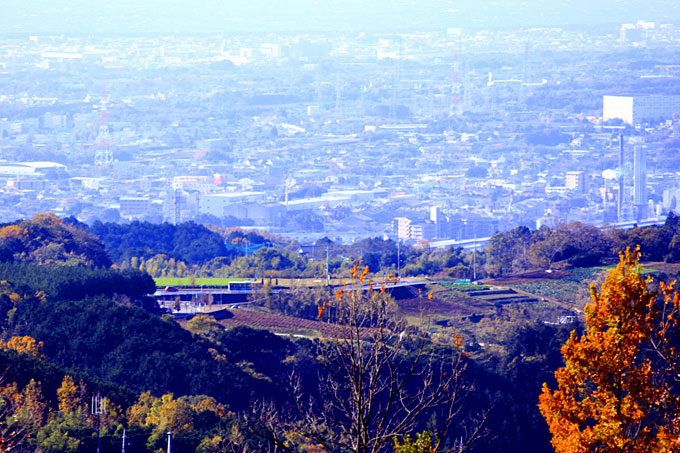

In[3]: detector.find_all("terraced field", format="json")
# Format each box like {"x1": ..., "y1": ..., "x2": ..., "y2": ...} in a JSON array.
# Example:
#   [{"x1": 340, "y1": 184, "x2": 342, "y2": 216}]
[
  {"x1": 217, "y1": 308, "x2": 353, "y2": 337},
  {"x1": 508, "y1": 268, "x2": 608, "y2": 310}
]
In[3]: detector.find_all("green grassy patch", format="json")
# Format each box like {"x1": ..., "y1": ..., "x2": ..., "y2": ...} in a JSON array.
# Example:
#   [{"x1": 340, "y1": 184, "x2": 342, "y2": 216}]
[{"x1": 439, "y1": 282, "x2": 491, "y2": 291}]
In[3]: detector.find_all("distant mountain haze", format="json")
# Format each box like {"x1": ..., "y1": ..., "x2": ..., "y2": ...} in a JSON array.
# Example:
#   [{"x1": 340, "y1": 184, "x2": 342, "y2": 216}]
[{"x1": 0, "y1": 0, "x2": 678, "y2": 34}]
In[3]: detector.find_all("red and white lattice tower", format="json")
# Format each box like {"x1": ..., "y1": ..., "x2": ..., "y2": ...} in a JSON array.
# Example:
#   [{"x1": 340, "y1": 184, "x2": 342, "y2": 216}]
[{"x1": 94, "y1": 88, "x2": 113, "y2": 167}]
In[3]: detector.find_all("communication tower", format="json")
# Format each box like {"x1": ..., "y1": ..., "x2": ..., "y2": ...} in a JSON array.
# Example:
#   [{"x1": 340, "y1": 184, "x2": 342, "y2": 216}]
[
  {"x1": 91, "y1": 392, "x2": 106, "y2": 453},
  {"x1": 388, "y1": 36, "x2": 403, "y2": 123},
  {"x1": 450, "y1": 38, "x2": 463, "y2": 116},
  {"x1": 94, "y1": 88, "x2": 113, "y2": 167}
]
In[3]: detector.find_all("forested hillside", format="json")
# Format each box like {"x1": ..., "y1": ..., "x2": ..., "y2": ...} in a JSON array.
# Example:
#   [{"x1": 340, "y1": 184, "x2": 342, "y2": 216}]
[{"x1": 3, "y1": 213, "x2": 680, "y2": 452}]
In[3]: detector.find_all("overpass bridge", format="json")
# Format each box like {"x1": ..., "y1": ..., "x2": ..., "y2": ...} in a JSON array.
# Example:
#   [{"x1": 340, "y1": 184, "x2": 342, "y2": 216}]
[
  {"x1": 429, "y1": 217, "x2": 667, "y2": 250},
  {"x1": 151, "y1": 280, "x2": 430, "y2": 313}
]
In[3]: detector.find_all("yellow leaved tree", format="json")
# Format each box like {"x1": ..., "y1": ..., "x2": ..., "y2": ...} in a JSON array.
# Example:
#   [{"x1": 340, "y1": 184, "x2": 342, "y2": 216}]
[
  {"x1": 0, "y1": 335, "x2": 44, "y2": 359},
  {"x1": 539, "y1": 247, "x2": 680, "y2": 452}
]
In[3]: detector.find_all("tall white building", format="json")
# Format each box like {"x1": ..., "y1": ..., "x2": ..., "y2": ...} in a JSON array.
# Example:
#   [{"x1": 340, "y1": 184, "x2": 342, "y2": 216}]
[
  {"x1": 633, "y1": 146, "x2": 647, "y2": 219},
  {"x1": 603, "y1": 95, "x2": 680, "y2": 124},
  {"x1": 394, "y1": 217, "x2": 412, "y2": 241},
  {"x1": 393, "y1": 217, "x2": 436, "y2": 242}
]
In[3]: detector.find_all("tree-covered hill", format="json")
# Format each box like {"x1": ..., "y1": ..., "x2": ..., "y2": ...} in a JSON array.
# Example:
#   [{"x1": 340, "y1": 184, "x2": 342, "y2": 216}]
[
  {"x1": 0, "y1": 266, "x2": 286, "y2": 412},
  {"x1": 90, "y1": 220, "x2": 234, "y2": 266},
  {"x1": 8, "y1": 296, "x2": 259, "y2": 408},
  {"x1": 0, "y1": 213, "x2": 111, "y2": 267},
  {"x1": 0, "y1": 262, "x2": 155, "y2": 301}
]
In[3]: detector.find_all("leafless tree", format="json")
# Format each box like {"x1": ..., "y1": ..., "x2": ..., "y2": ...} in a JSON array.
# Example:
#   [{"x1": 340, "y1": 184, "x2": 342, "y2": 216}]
[
  {"x1": 272, "y1": 274, "x2": 483, "y2": 453},
  {"x1": 0, "y1": 374, "x2": 45, "y2": 453}
]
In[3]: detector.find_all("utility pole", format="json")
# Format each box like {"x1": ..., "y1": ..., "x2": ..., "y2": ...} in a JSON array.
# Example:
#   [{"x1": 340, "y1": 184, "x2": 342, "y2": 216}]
[
  {"x1": 122, "y1": 428, "x2": 126, "y2": 453},
  {"x1": 473, "y1": 241, "x2": 477, "y2": 281},
  {"x1": 397, "y1": 239, "x2": 401, "y2": 276},
  {"x1": 325, "y1": 246, "x2": 330, "y2": 285},
  {"x1": 473, "y1": 224, "x2": 477, "y2": 281}
]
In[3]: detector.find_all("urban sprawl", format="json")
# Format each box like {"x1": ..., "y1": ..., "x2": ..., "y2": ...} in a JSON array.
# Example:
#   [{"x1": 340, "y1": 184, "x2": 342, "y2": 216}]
[{"x1": 1, "y1": 21, "x2": 680, "y2": 246}]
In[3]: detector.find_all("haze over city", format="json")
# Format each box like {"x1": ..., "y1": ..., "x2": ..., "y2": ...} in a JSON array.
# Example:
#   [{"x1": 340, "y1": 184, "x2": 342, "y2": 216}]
[
  {"x1": 1, "y1": 0, "x2": 680, "y2": 244},
  {"x1": 1, "y1": 0, "x2": 680, "y2": 33},
  {"x1": 3, "y1": 1, "x2": 680, "y2": 453}
]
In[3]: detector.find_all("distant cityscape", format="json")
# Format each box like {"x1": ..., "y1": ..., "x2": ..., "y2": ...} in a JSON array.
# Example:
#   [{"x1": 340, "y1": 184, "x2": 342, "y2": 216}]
[{"x1": 2, "y1": 21, "x2": 680, "y2": 245}]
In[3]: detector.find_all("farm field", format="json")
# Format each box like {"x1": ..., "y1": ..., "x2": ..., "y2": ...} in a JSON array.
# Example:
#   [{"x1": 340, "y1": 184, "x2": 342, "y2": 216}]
[
  {"x1": 484, "y1": 263, "x2": 667, "y2": 311},
  {"x1": 480, "y1": 267, "x2": 624, "y2": 310},
  {"x1": 172, "y1": 264, "x2": 680, "y2": 358},
  {"x1": 164, "y1": 268, "x2": 655, "y2": 348},
  {"x1": 216, "y1": 308, "x2": 365, "y2": 338},
  {"x1": 395, "y1": 281, "x2": 570, "y2": 353},
  {"x1": 398, "y1": 280, "x2": 568, "y2": 324}
]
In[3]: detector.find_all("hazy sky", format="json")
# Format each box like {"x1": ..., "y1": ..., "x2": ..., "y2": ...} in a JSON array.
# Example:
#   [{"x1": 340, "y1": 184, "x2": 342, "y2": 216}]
[{"x1": 0, "y1": 0, "x2": 679, "y2": 34}]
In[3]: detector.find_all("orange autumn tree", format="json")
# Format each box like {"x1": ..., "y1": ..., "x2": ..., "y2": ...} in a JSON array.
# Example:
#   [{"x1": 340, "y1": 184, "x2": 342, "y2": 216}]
[
  {"x1": 539, "y1": 247, "x2": 680, "y2": 452},
  {"x1": 0, "y1": 335, "x2": 44, "y2": 359}
]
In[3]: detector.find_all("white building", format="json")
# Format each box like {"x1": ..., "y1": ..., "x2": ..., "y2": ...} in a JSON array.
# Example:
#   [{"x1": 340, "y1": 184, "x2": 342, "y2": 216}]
[
  {"x1": 603, "y1": 95, "x2": 680, "y2": 124},
  {"x1": 119, "y1": 197, "x2": 151, "y2": 217},
  {"x1": 0, "y1": 161, "x2": 67, "y2": 177},
  {"x1": 199, "y1": 191, "x2": 267, "y2": 217},
  {"x1": 619, "y1": 21, "x2": 655, "y2": 42},
  {"x1": 393, "y1": 217, "x2": 436, "y2": 242},
  {"x1": 394, "y1": 217, "x2": 412, "y2": 241},
  {"x1": 565, "y1": 171, "x2": 586, "y2": 194}
]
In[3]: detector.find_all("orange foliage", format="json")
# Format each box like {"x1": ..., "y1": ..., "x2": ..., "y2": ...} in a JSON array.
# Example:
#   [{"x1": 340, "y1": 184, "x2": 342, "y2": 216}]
[
  {"x1": 0, "y1": 379, "x2": 47, "y2": 430},
  {"x1": 57, "y1": 375, "x2": 86, "y2": 413},
  {"x1": 0, "y1": 224, "x2": 26, "y2": 240},
  {"x1": 191, "y1": 396, "x2": 225, "y2": 416},
  {"x1": 539, "y1": 247, "x2": 680, "y2": 452},
  {"x1": 0, "y1": 336, "x2": 44, "y2": 359},
  {"x1": 31, "y1": 212, "x2": 63, "y2": 227},
  {"x1": 359, "y1": 265, "x2": 369, "y2": 283},
  {"x1": 350, "y1": 263, "x2": 359, "y2": 279}
]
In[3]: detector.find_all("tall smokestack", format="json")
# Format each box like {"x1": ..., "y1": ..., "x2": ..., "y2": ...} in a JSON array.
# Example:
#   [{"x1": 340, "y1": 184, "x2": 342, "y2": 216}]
[
  {"x1": 618, "y1": 134, "x2": 624, "y2": 222},
  {"x1": 633, "y1": 145, "x2": 647, "y2": 220}
]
